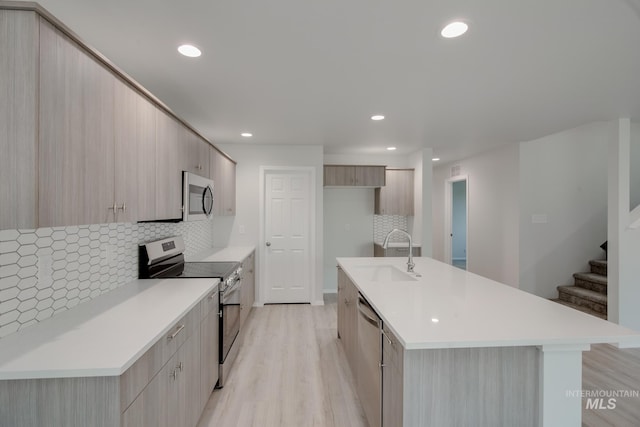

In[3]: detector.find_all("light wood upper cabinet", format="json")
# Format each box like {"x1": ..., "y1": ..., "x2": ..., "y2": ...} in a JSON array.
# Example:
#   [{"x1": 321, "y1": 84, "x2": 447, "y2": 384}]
[
  {"x1": 375, "y1": 169, "x2": 414, "y2": 215},
  {"x1": 114, "y1": 78, "x2": 157, "y2": 222},
  {"x1": 155, "y1": 110, "x2": 184, "y2": 220},
  {"x1": 182, "y1": 128, "x2": 210, "y2": 177},
  {"x1": 0, "y1": 10, "x2": 38, "y2": 230},
  {"x1": 39, "y1": 18, "x2": 115, "y2": 227},
  {"x1": 210, "y1": 148, "x2": 236, "y2": 216},
  {"x1": 1, "y1": 7, "x2": 237, "y2": 230},
  {"x1": 324, "y1": 165, "x2": 385, "y2": 187}
]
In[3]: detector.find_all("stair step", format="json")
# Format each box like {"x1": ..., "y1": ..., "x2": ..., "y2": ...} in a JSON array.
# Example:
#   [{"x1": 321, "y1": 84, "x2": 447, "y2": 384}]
[
  {"x1": 573, "y1": 272, "x2": 607, "y2": 294},
  {"x1": 550, "y1": 299, "x2": 607, "y2": 320},
  {"x1": 557, "y1": 285, "x2": 607, "y2": 314},
  {"x1": 589, "y1": 259, "x2": 607, "y2": 276}
]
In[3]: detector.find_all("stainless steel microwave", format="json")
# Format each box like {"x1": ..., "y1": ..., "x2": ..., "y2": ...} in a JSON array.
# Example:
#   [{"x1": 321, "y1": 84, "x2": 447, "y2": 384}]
[{"x1": 182, "y1": 171, "x2": 214, "y2": 221}]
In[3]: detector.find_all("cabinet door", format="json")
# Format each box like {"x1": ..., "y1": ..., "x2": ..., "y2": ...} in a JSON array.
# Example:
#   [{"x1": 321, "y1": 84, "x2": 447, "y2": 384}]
[
  {"x1": 223, "y1": 156, "x2": 236, "y2": 215},
  {"x1": 175, "y1": 327, "x2": 201, "y2": 427},
  {"x1": 39, "y1": 19, "x2": 115, "y2": 227},
  {"x1": 114, "y1": 79, "x2": 157, "y2": 222},
  {"x1": 210, "y1": 148, "x2": 236, "y2": 216},
  {"x1": 324, "y1": 165, "x2": 355, "y2": 186},
  {"x1": 382, "y1": 326, "x2": 403, "y2": 427},
  {"x1": 155, "y1": 109, "x2": 183, "y2": 220},
  {"x1": 0, "y1": 10, "x2": 38, "y2": 230},
  {"x1": 240, "y1": 252, "x2": 255, "y2": 329},
  {"x1": 181, "y1": 128, "x2": 209, "y2": 176},
  {"x1": 355, "y1": 166, "x2": 385, "y2": 187},
  {"x1": 338, "y1": 268, "x2": 359, "y2": 373},
  {"x1": 375, "y1": 169, "x2": 414, "y2": 215},
  {"x1": 122, "y1": 353, "x2": 173, "y2": 427},
  {"x1": 199, "y1": 292, "x2": 219, "y2": 412}
]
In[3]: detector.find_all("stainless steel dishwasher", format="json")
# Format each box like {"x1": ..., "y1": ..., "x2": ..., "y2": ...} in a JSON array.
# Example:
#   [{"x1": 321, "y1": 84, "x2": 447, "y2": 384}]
[{"x1": 357, "y1": 294, "x2": 382, "y2": 427}]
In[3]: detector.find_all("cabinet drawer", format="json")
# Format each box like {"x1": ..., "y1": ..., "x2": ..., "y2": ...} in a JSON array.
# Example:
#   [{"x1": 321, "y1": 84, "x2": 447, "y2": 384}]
[
  {"x1": 386, "y1": 246, "x2": 421, "y2": 257},
  {"x1": 120, "y1": 303, "x2": 201, "y2": 412},
  {"x1": 382, "y1": 325, "x2": 403, "y2": 371},
  {"x1": 200, "y1": 286, "x2": 219, "y2": 321}
]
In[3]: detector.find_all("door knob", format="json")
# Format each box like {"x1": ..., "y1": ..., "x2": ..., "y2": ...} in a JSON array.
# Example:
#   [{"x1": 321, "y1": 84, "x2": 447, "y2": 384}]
[{"x1": 266, "y1": 242, "x2": 271, "y2": 247}]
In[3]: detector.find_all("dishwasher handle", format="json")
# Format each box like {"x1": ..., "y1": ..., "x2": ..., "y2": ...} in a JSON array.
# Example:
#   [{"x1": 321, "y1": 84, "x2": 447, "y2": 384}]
[{"x1": 358, "y1": 295, "x2": 381, "y2": 328}]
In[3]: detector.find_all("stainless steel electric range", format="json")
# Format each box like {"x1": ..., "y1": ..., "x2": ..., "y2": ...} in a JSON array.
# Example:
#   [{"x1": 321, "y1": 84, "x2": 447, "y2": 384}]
[{"x1": 139, "y1": 236, "x2": 243, "y2": 388}]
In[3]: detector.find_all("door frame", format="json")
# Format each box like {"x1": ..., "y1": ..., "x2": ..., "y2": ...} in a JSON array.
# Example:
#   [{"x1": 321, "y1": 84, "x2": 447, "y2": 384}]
[
  {"x1": 258, "y1": 166, "x2": 317, "y2": 306},
  {"x1": 444, "y1": 175, "x2": 469, "y2": 266}
]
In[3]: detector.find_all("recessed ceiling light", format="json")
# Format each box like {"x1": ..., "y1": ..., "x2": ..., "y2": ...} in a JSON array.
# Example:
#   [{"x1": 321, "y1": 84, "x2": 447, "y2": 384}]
[
  {"x1": 371, "y1": 115, "x2": 385, "y2": 121},
  {"x1": 431, "y1": 318, "x2": 440, "y2": 323},
  {"x1": 387, "y1": 147, "x2": 396, "y2": 151},
  {"x1": 241, "y1": 132, "x2": 253, "y2": 137},
  {"x1": 178, "y1": 44, "x2": 202, "y2": 57},
  {"x1": 432, "y1": 157, "x2": 440, "y2": 162},
  {"x1": 441, "y1": 21, "x2": 468, "y2": 38}
]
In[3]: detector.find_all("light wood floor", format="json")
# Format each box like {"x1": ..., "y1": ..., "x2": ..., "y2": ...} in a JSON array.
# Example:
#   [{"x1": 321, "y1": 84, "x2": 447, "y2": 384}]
[
  {"x1": 197, "y1": 296, "x2": 640, "y2": 427},
  {"x1": 196, "y1": 294, "x2": 368, "y2": 427},
  {"x1": 583, "y1": 343, "x2": 640, "y2": 427}
]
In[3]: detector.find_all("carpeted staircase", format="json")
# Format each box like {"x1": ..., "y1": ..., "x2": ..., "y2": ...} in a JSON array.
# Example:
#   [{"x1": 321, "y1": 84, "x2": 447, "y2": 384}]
[{"x1": 552, "y1": 259, "x2": 608, "y2": 320}]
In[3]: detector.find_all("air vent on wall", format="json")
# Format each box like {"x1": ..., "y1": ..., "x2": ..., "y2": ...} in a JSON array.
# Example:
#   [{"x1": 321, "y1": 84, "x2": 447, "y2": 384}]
[{"x1": 451, "y1": 165, "x2": 461, "y2": 177}]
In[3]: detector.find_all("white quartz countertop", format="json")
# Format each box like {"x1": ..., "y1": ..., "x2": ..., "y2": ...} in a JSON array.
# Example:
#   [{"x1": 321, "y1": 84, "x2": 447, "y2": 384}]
[
  {"x1": 0, "y1": 278, "x2": 218, "y2": 380},
  {"x1": 337, "y1": 257, "x2": 640, "y2": 350},
  {"x1": 189, "y1": 246, "x2": 256, "y2": 263}
]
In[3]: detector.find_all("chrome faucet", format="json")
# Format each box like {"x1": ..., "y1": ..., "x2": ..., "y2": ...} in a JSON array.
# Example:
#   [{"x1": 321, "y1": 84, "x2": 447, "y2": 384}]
[{"x1": 382, "y1": 229, "x2": 415, "y2": 273}]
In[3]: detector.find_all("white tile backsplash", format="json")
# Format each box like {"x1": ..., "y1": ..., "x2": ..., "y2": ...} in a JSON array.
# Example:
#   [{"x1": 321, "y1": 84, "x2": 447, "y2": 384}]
[
  {"x1": 0, "y1": 220, "x2": 213, "y2": 339},
  {"x1": 373, "y1": 215, "x2": 409, "y2": 244}
]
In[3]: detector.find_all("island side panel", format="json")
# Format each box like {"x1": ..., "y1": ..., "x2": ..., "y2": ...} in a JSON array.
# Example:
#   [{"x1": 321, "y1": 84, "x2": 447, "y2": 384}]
[
  {"x1": 403, "y1": 346, "x2": 539, "y2": 427},
  {"x1": 0, "y1": 376, "x2": 120, "y2": 427}
]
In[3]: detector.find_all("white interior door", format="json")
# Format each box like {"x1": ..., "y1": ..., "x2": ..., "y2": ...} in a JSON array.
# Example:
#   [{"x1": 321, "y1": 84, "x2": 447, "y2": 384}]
[{"x1": 264, "y1": 170, "x2": 311, "y2": 303}]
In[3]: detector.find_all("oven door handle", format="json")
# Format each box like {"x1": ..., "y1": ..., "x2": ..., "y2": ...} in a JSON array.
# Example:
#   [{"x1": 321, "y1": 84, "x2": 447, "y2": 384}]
[{"x1": 222, "y1": 277, "x2": 241, "y2": 297}]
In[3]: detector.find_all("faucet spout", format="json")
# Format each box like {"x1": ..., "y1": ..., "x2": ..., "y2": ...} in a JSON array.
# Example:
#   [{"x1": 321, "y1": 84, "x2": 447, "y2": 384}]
[{"x1": 382, "y1": 229, "x2": 415, "y2": 273}]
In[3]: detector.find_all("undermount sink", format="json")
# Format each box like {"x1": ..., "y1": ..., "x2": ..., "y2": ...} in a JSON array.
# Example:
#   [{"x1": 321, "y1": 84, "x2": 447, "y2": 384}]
[{"x1": 353, "y1": 265, "x2": 418, "y2": 282}]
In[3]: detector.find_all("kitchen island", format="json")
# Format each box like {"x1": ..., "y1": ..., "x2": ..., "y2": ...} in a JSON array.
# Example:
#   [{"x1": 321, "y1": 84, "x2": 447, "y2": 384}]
[{"x1": 337, "y1": 256, "x2": 640, "y2": 427}]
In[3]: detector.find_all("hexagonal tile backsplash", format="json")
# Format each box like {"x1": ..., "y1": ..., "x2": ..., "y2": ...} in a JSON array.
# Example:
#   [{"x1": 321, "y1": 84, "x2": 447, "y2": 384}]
[
  {"x1": 373, "y1": 215, "x2": 409, "y2": 244},
  {"x1": 0, "y1": 220, "x2": 213, "y2": 339}
]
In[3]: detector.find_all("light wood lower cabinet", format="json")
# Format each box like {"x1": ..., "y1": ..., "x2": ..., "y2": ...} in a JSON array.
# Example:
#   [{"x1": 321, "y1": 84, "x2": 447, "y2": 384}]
[
  {"x1": 0, "y1": 290, "x2": 215, "y2": 427},
  {"x1": 199, "y1": 288, "x2": 220, "y2": 412},
  {"x1": 381, "y1": 325, "x2": 403, "y2": 427},
  {"x1": 240, "y1": 251, "x2": 256, "y2": 329},
  {"x1": 337, "y1": 268, "x2": 358, "y2": 373}
]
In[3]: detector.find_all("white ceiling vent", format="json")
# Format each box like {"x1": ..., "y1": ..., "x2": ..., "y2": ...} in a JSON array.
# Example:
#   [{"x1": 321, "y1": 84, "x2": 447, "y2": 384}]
[{"x1": 451, "y1": 165, "x2": 461, "y2": 177}]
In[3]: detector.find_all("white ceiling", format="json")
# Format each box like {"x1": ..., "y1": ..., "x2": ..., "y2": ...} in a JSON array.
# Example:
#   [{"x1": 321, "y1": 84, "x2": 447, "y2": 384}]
[{"x1": 36, "y1": 0, "x2": 640, "y2": 162}]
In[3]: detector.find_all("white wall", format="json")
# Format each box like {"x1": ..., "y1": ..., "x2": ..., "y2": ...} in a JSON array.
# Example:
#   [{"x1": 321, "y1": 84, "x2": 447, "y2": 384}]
[
  {"x1": 433, "y1": 144, "x2": 520, "y2": 287},
  {"x1": 410, "y1": 148, "x2": 433, "y2": 253},
  {"x1": 608, "y1": 118, "x2": 640, "y2": 330},
  {"x1": 213, "y1": 144, "x2": 324, "y2": 305},
  {"x1": 630, "y1": 121, "x2": 640, "y2": 212},
  {"x1": 519, "y1": 122, "x2": 609, "y2": 298},
  {"x1": 323, "y1": 189, "x2": 374, "y2": 292}
]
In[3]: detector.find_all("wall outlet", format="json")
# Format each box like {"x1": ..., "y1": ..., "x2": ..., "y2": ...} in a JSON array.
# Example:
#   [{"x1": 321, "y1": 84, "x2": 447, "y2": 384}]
[
  {"x1": 532, "y1": 214, "x2": 548, "y2": 224},
  {"x1": 345, "y1": 223, "x2": 351, "y2": 231},
  {"x1": 239, "y1": 225, "x2": 245, "y2": 234}
]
